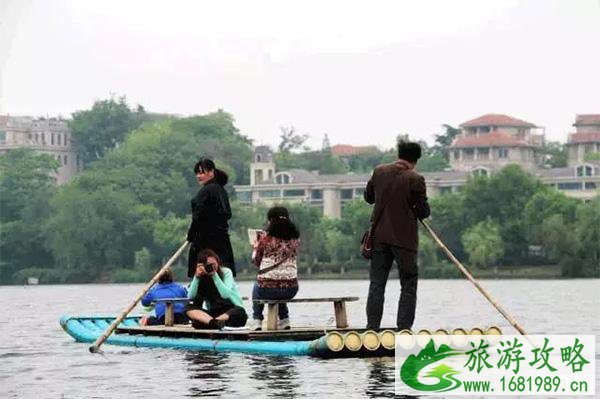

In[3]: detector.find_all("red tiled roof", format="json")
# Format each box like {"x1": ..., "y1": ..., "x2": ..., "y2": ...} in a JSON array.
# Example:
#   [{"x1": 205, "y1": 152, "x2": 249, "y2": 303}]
[
  {"x1": 450, "y1": 132, "x2": 533, "y2": 148},
  {"x1": 568, "y1": 132, "x2": 600, "y2": 144},
  {"x1": 573, "y1": 114, "x2": 600, "y2": 126},
  {"x1": 460, "y1": 114, "x2": 536, "y2": 128},
  {"x1": 331, "y1": 144, "x2": 378, "y2": 156}
]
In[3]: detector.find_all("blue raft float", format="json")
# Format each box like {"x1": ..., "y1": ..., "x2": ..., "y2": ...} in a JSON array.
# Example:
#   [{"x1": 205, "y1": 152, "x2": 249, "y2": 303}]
[{"x1": 60, "y1": 315, "x2": 398, "y2": 358}]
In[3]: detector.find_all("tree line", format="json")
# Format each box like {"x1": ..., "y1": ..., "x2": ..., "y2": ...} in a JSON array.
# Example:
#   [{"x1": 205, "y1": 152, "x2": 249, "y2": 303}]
[{"x1": 1, "y1": 97, "x2": 598, "y2": 284}]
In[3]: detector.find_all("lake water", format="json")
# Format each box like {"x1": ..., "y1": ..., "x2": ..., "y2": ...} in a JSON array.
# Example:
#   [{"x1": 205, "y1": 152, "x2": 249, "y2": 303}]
[{"x1": 1, "y1": 279, "x2": 599, "y2": 398}]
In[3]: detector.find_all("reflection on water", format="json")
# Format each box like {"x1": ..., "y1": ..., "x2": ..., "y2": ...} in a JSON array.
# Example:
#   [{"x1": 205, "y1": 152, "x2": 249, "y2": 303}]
[
  {"x1": 365, "y1": 358, "x2": 401, "y2": 399},
  {"x1": 185, "y1": 353, "x2": 232, "y2": 397},
  {"x1": 248, "y1": 355, "x2": 300, "y2": 398}
]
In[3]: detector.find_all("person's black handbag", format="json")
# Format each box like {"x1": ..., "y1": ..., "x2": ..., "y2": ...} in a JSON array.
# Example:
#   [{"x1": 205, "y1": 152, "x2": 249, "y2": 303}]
[
  {"x1": 360, "y1": 229, "x2": 374, "y2": 259},
  {"x1": 360, "y1": 186, "x2": 391, "y2": 260}
]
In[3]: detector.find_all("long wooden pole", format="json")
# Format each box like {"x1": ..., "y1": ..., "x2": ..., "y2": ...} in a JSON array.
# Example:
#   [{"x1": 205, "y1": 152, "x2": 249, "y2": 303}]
[
  {"x1": 89, "y1": 241, "x2": 190, "y2": 353},
  {"x1": 420, "y1": 220, "x2": 528, "y2": 336}
]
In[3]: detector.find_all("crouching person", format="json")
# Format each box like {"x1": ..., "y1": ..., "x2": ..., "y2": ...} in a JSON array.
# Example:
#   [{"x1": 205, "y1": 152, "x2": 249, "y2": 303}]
[
  {"x1": 140, "y1": 268, "x2": 189, "y2": 326},
  {"x1": 186, "y1": 248, "x2": 247, "y2": 330}
]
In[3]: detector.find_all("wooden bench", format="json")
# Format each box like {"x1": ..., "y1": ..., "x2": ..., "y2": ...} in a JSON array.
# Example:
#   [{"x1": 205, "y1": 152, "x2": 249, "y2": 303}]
[
  {"x1": 253, "y1": 297, "x2": 359, "y2": 330},
  {"x1": 151, "y1": 297, "x2": 249, "y2": 327}
]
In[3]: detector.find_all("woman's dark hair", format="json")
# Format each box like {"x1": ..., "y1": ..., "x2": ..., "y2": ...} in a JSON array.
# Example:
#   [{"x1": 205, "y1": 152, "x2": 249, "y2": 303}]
[
  {"x1": 196, "y1": 248, "x2": 224, "y2": 279},
  {"x1": 265, "y1": 206, "x2": 300, "y2": 240},
  {"x1": 159, "y1": 268, "x2": 174, "y2": 284},
  {"x1": 193, "y1": 158, "x2": 228, "y2": 186}
]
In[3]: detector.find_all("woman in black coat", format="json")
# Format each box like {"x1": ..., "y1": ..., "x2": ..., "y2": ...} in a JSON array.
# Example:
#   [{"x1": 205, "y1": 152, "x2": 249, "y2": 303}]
[{"x1": 187, "y1": 158, "x2": 236, "y2": 278}]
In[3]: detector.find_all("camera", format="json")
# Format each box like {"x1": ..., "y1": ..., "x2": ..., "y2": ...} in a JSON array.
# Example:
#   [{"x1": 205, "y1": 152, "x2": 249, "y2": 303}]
[{"x1": 205, "y1": 263, "x2": 216, "y2": 273}]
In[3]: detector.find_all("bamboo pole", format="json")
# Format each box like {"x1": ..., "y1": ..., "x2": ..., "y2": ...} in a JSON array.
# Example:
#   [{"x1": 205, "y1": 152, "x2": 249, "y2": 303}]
[
  {"x1": 89, "y1": 241, "x2": 190, "y2": 353},
  {"x1": 420, "y1": 220, "x2": 528, "y2": 336}
]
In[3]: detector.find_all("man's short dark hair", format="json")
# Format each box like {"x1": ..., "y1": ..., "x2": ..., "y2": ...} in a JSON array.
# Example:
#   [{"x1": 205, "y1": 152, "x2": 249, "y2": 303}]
[{"x1": 397, "y1": 141, "x2": 422, "y2": 163}]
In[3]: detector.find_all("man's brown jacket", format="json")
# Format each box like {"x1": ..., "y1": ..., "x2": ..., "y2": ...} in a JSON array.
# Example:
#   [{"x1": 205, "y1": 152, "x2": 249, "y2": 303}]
[{"x1": 364, "y1": 162, "x2": 430, "y2": 252}]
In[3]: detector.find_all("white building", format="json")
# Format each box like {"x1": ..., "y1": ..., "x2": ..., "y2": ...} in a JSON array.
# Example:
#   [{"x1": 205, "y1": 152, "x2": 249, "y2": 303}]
[
  {"x1": 234, "y1": 114, "x2": 599, "y2": 218},
  {"x1": 0, "y1": 115, "x2": 81, "y2": 185}
]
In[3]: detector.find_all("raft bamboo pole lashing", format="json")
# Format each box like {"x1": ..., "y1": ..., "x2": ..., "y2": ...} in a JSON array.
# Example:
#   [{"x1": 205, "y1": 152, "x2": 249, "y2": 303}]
[
  {"x1": 361, "y1": 330, "x2": 380, "y2": 351},
  {"x1": 379, "y1": 330, "x2": 396, "y2": 350},
  {"x1": 89, "y1": 241, "x2": 190, "y2": 353},
  {"x1": 397, "y1": 329, "x2": 415, "y2": 349},
  {"x1": 343, "y1": 331, "x2": 362, "y2": 351},
  {"x1": 420, "y1": 220, "x2": 528, "y2": 336},
  {"x1": 416, "y1": 329, "x2": 432, "y2": 347}
]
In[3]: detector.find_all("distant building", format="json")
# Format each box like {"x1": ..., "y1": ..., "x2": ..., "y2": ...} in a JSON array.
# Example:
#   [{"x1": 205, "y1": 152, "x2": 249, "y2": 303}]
[
  {"x1": 0, "y1": 115, "x2": 81, "y2": 184},
  {"x1": 234, "y1": 113, "x2": 599, "y2": 218},
  {"x1": 566, "y1": 114, "x2": 600, "y2": 167},
  {"x1": 331, "y1": 144, "x2": 379, "y2": 157},
  {"x1": 449, "y1": 114, "x2": 544, "y2": 175}
]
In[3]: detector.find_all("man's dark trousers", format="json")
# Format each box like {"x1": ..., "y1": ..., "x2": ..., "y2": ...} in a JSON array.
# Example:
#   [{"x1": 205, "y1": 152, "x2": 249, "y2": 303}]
[{"x1": 366, "y1": 242, "x2": 418, "y2": 330}]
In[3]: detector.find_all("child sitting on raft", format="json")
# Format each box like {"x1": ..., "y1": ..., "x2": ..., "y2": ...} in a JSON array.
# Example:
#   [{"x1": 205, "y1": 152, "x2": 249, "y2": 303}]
[
  {"x1": 140, "y1": 268, "x2": 189, "y2": 326},
  {"x1": 249, "y1": 206, "x2": 300, "y2": 331},
  {"x1": 185, "y1": 248, "x2": 247, "y2": 330}
]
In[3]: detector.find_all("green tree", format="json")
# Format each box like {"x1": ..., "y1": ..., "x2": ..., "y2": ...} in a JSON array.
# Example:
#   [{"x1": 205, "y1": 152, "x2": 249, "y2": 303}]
[
  {"x1": 431, "y1": 124, "x2": 460, "y2": 160},
  {"x1": 539, "y1": 141, "x2": 567, "y2": 168},
  {"x1": 278, "y1": 126, "x2": 309, "y2": 153},
  {"x1": 0, "y1": 149, "x2": 58, "y2": 282},
  {"x1": 0, "y1": 149, "x2": 59, "y2": 222},
  {"x1": 523, "y1": 189, "x2": 578, "y2": 244},
  {"x1": 461, "y1": 218, "x2": 504, "y2": 268},
  {"x1": 69, "y1": 96, "x2": 147, "y2": 165}
]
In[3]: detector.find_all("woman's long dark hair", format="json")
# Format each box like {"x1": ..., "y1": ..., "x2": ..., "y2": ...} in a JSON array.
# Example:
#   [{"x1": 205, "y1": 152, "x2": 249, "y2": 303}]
[
  {"x1": 194, "y1": 158, "x2": 228, "y2": 186},
  {"x1": 265, "y1": 206, "x2": 300, "y2": 240}
]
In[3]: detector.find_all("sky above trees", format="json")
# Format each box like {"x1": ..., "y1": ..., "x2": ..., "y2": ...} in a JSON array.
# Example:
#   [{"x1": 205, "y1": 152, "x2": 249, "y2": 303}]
[{"x1": 1, "y1": 0, "x2": 599, "y2": 149}]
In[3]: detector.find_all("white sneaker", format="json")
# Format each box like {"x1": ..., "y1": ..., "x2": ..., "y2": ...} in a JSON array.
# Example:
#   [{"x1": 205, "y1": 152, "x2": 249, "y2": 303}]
[
  {"x1": 248, "y1": 319, "x2": 262, "y2": 331},
  {"x1": 277, "y1": 318, "x2": 291, "y2": 330}
]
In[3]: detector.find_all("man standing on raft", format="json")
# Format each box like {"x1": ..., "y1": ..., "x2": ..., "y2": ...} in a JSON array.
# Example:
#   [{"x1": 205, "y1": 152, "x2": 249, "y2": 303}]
[{"x1": 364, "y1": 141, "x2": 430, "y2": 331}]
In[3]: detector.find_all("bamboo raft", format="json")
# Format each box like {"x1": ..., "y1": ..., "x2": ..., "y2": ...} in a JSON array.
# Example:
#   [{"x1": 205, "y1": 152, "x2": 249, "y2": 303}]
[
  {"x1": 60, "y1": 315, "x2": 502, "y2": 358},
  {"x1": 60, "y1": 315, "x2": 399, "y2": 358}
]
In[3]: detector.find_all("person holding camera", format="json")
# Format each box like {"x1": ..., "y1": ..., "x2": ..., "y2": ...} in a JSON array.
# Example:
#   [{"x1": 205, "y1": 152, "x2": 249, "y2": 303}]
[
  {"x1": 249, "y1": 206, "x2": 300, "y2": 331},
  {"x1": 186, "y1": 158, "x2": 236, "y2": 278},
  {"x1": 185, "y1": 248, "x2": 247, "y2": 330}
]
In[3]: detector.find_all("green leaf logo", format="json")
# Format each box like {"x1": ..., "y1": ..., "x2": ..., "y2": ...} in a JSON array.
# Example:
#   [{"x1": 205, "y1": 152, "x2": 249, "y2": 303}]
[{"x1": 400, "y1": 339, "x2": 463, "y2": 392}]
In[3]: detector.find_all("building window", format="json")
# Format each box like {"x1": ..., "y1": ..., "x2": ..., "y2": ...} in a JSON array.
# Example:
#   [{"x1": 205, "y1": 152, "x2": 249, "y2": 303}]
[
  {"x1": 557, "y1": 182, "x2": 582, "y2": 190},
  {"x1": 340, "y1": 189, "x2": 354, "y2": 200},
  {"x1": 41, "y1": 133, "x2": 45, "y2": 144},
  {"x1": 256, "y1": 154, "x2": 262, "y2": 162},
  {"x1": 254, "y1": 170, "x2": 264, "y2": 183},
  {"x1": 584, "y1": 182, "x2": 597, "y2": 190},
  {"x1": 472, "y1": 168, "x2": 489, "y2": 178},
  {"x1": 63, "y1": 155, "x2": 68, "y2": 165},
  {"x1": 259, "y1": 190, "x2": 280, "y2": 198},
  {"x1": 477, "y1": 148, "x2": 489, "y2": 160},
  {"x1": 464, "y1": 148, "x2": 474, "y2": 160},
  {"x1": 51, "y1": 133, "x2": 55, "y2": 145},
  {"x1": 480, "y1": 127, "x2": 490, "y2": 134},
  {"x1": 498, "y1": 148, "x2": 508, "y2": 159},
  {"x1": 584, "y1": 144, "x2": 594, "y2": 154},
  {"x1": 311, "y1": 189, "x2": 323, "y2": 200},
  {"x1": 35, "y1": 133, "x2": 39, "y2": 143},
  {"x1": 236, "y1": 191, "x2": 252, "y2": 202},
  {"x1": 439, "y1": 186, "x2": 453, "y2": 195},
  {"x1": 275, "y1": 173, "x2": 291, "y2": 184},
  {"x1": 576, "y1": 164, "x2": 594, "y2": 177},
  {"x1": 268, "y1": 170, "x2": 273, "y2": 180},
  {"x1": 283, "y1": 189, "x2": 305, "y2": 197},
  {"x1": 0, "y1": 131, "x2": 5, "y2": 143},
  {"x1": 354, "y1": 188, "x2": 364, "y2": 197}
]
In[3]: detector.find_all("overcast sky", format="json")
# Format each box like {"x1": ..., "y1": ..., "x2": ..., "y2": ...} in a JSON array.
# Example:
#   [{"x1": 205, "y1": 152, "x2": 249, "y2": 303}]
[{"x1": 1, "y1": 0, "x2": 599, "y2": 149}]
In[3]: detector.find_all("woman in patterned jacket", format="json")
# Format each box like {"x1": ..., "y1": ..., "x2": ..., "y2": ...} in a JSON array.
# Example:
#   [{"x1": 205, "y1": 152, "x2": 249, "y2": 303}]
[{"x1": 249, "y1": 206, "x2": 300, "y2": 330}]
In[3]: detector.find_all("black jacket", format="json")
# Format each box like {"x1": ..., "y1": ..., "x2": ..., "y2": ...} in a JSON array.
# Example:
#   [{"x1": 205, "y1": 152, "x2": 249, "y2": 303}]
[{"x1": 187, "y1": 181, "x2": 236, "y2": 277}]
